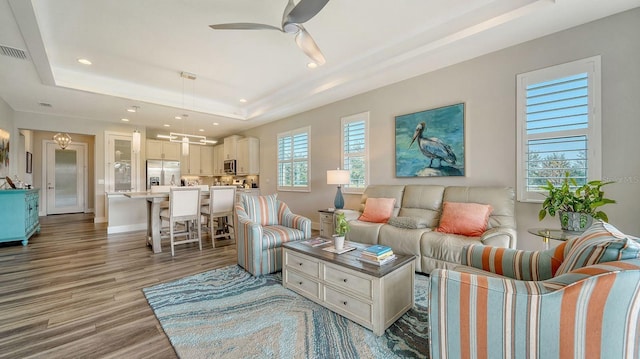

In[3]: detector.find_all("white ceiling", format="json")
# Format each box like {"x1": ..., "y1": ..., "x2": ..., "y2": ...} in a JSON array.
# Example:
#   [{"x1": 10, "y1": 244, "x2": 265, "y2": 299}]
[{"x1": 0, "y1": 0, "x2": 639, "y2": 141}]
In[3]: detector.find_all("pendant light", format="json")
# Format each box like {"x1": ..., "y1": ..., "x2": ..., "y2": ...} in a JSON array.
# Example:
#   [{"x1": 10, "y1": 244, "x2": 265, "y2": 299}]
[{"x1": 53, "y1": 133, "x2": 72, "y2": 150}]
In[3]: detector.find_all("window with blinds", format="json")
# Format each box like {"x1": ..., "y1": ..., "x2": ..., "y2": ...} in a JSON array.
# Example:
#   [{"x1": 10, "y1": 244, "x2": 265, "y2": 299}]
[
  {"x1": 277, "y1": 127, "x2": 310, "y2": 191},
  {"x1": 341, "y1": 112, "x2": 369, "y2": 193},
  {"x1": 516, "y1": 56, "x2": 601, "y2": 202}
]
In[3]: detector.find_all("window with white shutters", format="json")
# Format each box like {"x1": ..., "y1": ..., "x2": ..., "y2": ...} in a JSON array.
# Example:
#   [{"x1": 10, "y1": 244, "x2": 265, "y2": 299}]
[
  {"x1": 516, "y1": 56, "x2": 601, "y2": 202},
  {"x1": 341, "y1": 112, "x2": 369, "y2": 193},
  {"x1": 277, "y1": 126, "x2": 310, "y2": 192}
]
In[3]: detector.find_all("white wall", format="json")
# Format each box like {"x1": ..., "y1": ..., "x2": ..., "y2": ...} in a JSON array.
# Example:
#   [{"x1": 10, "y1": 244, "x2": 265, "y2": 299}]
[
  {"x1": 243, "y1": 8, "x2": 640, "y2": 251},
  {"x1": 13, "y1": 111, "x2": 145, "y2": 223}
]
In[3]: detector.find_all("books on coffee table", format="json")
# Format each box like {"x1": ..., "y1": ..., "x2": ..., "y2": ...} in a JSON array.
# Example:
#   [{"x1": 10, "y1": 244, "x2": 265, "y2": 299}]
[
  {"x1": 358, "y1": 244, "x2": 396, "y2": 266},
  {"x1": 358, "y1": 254, "x2": 397, "y2": 266}
]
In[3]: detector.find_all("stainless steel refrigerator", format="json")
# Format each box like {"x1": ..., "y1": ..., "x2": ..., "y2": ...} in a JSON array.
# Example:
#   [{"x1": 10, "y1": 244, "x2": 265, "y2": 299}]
[{"x1": 146, "y1": 160, "x2": 181, "y2": 189}]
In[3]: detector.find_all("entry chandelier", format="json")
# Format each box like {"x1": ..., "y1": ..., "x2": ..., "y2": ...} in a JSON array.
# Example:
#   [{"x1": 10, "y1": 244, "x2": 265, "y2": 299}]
[{"x1": 53, "y1": 133, "x2": 72, "y2": 150}]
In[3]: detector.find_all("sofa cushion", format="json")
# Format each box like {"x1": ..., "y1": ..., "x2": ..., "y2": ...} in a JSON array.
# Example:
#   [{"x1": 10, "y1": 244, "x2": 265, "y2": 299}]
[
  {"x1": 436, "y1": 202, "x2": 493, "y2": 237},
  {"x1": 443, "y1": 186, "x2": 515, "y2": 230},
  {"x1": 243, "y1": 194, "x2": 279, "y2": 226},
  {"x1": 357, "y1": 185, "x2": 405, "y2": 217},
  {"x1": 261, "y1": 225, "x2": 307, "y2": 249},
  {"x1": 359, "y1": 197, "x2": 396, "y2": 223},
  {"x1": 555, "y1": 221, "x2": 640, "y2": 276},
  {"x1": 387, "y1": 216, "x2": 428, "y2": 229}
]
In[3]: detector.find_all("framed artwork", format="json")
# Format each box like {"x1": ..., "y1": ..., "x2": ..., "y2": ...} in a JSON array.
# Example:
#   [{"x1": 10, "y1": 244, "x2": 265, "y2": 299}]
[
  {"x1": 26, "y1": 151, "x2": 33, "y2": 174},
  {"x1": 395, "y1": 103, "x2": 465, "y2": 177},
  {"x1": 0, "y1": 128, "x2": 9, "y2": 179}
]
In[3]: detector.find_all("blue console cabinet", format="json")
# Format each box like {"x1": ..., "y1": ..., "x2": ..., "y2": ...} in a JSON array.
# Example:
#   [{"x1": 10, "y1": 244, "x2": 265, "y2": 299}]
[{"x1": 0, "y1": 189, "x2": 40, "y2": 245}]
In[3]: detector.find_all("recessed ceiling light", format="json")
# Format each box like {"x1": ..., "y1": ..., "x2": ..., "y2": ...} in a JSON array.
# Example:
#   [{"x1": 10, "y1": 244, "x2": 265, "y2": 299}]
[
  {"x1": 212, "y1": 122, "x2": 219, "y2": 126},
  {"x1": 307, "y1": 62, "x2": 318, "y2": 69},
  {"x1": 239, "y1": 98, "x2": 247, "y2": 103},
  {"x1": 163, "y1": 124, "x2": 170, "y2": 127},
  {"x1": 77, "y1": 58, "x2": 92, "y2": 65},
  {"x1": 198, "y1": 129, "x2": 204, "y2": 132},
  {"x1": 127, "y1": 106, "x2": 139, "y2": 113},
  {"x1": 121, "y1": 118, "x2": 129, "y2": 122},
  {"x1": 174, "y1": 116, "x2": 182, "y2": 120}
]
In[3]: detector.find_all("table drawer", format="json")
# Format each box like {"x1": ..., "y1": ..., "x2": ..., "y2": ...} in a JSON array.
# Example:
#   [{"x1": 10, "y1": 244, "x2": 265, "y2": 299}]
[
  {"x1": 285, "y1": 270, "x2": 321, "y2": 300},
  {"x1": 324, "y1": 265, "x2": 372, "y2": 299},
  {"x1": 324, "y1": 286, "x2": 372, "y2": 324},
  {"x1": 285, "y1": 251, "x2": 320, "y2": 279}
]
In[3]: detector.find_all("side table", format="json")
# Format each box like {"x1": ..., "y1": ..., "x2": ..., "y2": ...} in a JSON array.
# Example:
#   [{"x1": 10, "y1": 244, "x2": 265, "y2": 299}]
[
  {"x1": 527, "y1": 228, "x2": 582, "y2": 249},
  {"x1": 318, "y1": 209, "x2": 335, "y2": 238}
]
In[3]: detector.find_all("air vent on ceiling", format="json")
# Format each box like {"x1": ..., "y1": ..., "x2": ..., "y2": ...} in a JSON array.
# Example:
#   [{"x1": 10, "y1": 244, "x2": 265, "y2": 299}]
[
  {"x1": 38, "y1": 102, "x2": 52, "y2": 108},
  {"x1": 0, "y1": 44, "x2": 28, "y2": 60}
]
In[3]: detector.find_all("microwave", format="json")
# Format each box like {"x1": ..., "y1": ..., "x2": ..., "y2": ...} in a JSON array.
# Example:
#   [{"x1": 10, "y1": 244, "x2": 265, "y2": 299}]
[{"x1": 224, "y1": 159, "x2": 236, "y2": 175}]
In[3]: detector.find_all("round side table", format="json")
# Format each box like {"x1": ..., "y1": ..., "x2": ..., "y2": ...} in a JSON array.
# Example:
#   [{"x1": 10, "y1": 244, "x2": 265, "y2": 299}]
[{"x1": 527, "y1": 228, "x2": 582, "y2": 249}]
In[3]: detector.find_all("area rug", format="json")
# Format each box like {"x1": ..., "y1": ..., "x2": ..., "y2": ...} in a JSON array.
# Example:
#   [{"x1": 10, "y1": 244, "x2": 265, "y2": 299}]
[{"x1": 143, "y1": 265, "x2": 430, "y2": 359}]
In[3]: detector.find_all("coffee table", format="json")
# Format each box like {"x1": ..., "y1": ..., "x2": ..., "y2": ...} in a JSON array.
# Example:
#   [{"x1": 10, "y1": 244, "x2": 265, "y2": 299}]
[{"x1": 282, "y1": 240, "x2": 415, "y2": 335}]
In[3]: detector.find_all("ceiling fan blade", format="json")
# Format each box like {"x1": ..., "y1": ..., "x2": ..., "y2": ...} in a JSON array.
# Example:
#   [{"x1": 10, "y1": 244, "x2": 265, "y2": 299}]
[
  {"x1": 209, "y1": 23, "x2": 282, "y2": 31},
  {"x1": 286, "y1": 0, "x2": 329, "y2": 24},
  {"x1": 294, "y1": 27, "x2": 326, "y2": 65}
]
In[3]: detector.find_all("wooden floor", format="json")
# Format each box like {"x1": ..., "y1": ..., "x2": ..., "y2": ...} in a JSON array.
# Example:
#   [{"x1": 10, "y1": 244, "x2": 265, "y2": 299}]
[{"x1": 0, "y1": 213, "x2": 238, "y2": 358}]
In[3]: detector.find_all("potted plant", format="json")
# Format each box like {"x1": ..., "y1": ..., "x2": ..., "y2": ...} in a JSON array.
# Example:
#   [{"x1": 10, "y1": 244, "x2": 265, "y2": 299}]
[
  {"x1": 538, "y1": 173, "x2": 615, "y2": 231},
  {"x1": 333, "y1": 212, "x2": 350, "y2": 250}
]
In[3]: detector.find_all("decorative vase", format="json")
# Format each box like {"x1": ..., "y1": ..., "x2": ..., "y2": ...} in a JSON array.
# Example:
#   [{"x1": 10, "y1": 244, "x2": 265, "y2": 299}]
[
  {"x1": 333, "y1": 235, "x2": 345, "y2": 251},
  {"x1": 559, "y1": 211, "x2": 593, "y2": 232}
]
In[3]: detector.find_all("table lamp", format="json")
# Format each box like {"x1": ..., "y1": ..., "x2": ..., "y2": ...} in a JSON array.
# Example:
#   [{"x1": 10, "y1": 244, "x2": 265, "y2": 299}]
[{"x1": 326, "y1": 169, "x2": 350, "y2": 209}]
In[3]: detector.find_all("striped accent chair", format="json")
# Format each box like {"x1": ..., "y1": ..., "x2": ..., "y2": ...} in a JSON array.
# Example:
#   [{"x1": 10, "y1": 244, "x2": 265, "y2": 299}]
[
  {"x1": 235, "y1": 193, "x2": 311, "y2": 276},
  {"x1": 429, "y1": 221, "x2": 640, "y2": 359}
]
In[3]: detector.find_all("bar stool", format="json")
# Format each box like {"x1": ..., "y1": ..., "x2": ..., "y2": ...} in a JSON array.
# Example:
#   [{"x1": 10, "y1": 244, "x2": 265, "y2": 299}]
[
  {"x1": 160, "y1": 187, "x2": 202, "y2": 256},
  {"x1": 201, "y1": 186, "x2": 236, "y2": 248}
]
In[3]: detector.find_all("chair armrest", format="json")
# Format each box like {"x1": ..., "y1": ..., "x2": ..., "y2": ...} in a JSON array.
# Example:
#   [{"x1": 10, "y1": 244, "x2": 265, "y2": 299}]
[
  {"x1": 480, "y1": 227, "x2": 517, "y2": 248},
  {"x1": 281, "y1": 213, "x2": 312, "y2": 237},
  {"x1": 461, "y1": 243, "x2": 564, "y2": 281}
]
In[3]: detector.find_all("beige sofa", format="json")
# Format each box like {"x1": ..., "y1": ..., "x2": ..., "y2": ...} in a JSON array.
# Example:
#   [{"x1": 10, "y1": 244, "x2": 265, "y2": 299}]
[{"x1": 339, "y1": 185, "x2": 516, "y2": 274}]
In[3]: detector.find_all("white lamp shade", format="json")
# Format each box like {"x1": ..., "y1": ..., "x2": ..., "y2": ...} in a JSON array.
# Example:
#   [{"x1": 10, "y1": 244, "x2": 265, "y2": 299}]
[
  {"x1": 327, "y1": 170, "x2": 350, "y2": 185},
  {"x1": 132, "y1": 130, "x2": 141, "y2": 153}
]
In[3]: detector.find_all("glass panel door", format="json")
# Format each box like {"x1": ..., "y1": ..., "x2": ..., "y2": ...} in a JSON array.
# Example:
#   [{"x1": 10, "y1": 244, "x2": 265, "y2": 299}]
[{"x1": 46, "y1": 142, "x2": 86, "y2": 214}]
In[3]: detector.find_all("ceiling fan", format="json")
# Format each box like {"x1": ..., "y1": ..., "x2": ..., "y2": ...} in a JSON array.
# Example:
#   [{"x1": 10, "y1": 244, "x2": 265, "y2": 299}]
[{"x1": 209, "y1": 0, "x2": 329, "y2": 65}]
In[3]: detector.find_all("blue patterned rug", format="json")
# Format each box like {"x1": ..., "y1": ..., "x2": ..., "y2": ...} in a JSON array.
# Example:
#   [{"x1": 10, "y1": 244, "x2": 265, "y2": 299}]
[{"x1": 143, "y1": 265, "x2": 430, "y2": 358}]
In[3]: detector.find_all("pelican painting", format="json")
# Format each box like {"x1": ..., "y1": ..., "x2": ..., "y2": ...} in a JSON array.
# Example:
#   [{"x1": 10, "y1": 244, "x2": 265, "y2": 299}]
[
  {"x1": 395, "y1": 103, "x2": 464, "y2": 177},
  {"x1": 409, "y1": 122, "x2": 456, "y2": 168}
]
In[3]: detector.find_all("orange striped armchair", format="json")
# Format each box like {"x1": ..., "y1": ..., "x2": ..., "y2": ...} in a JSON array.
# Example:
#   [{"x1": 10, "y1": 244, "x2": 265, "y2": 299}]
[{"x1": 429, "y1": 221, "x2": 640, "y2": 359}]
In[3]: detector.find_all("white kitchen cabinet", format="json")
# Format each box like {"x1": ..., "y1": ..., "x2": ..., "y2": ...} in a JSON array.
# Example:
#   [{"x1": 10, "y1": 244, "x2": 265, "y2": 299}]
[
  {"x1": 181, "y1": 144, "x2": 215, "y2": 175},
  {"x1": 146, "y1": 139, "x2": 180, "y2": 161},
  {"x1": 213, "y1": 144, "x2": 224, "y2": 175},
  {"x1": 223, "y1": 135, "x2": 241, "y2": 160},
  {"x1": 236, "y1": 137, "x2": 260, "y2": 175},
  {"x1": 200, "y1": 145, "x2": 214, "y2": 175}
]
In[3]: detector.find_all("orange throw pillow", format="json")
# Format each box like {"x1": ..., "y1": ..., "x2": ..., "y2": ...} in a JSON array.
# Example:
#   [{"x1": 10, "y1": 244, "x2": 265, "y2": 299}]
[
  {"x1": 359, "y1": 198, "x2": 396, "y2": 223},
  {"x1": 436, "y1": 202, "x2": 493, "y2": 237}
]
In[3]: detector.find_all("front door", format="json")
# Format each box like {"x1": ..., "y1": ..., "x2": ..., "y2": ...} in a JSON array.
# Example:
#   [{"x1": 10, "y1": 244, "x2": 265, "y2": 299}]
[{"x1": 45, "y1": 141, "x2": 86, "y2": 214}]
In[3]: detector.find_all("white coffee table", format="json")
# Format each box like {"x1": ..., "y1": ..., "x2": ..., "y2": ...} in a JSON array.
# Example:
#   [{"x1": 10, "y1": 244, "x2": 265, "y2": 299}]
[{"x1": 282, "y1": 240, "x2": 415, "y2": 335}]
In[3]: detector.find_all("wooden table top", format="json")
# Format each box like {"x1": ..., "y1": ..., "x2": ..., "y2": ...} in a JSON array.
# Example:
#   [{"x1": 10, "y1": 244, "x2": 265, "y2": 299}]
[{"x1": 283, "y1": 240, "x2": 416, "y2": 278}]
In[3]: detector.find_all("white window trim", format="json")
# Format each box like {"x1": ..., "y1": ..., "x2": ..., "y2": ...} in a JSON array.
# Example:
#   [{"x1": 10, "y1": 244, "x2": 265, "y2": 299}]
[
  {"x1": 341, "y1": 111, "x2": 369, "y2": 194},
  {"x1": 516, "y1": 56, "x2": 602, "y2": 203},
  {"x1": 277, "y1": 126, "x2": 311, "y2": 192}
]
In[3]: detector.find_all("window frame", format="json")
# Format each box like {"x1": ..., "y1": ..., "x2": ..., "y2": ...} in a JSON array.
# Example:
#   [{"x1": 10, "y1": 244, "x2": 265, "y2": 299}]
[
  {"x1": 341, "y1": 111, "x2": 369, "y2": 194},
  {"x1": 516, "y1": 56, "x2": 602, "y2": 203},
  {"x1": 277, "y1": 126, "x2": 311, "y2": 192}
]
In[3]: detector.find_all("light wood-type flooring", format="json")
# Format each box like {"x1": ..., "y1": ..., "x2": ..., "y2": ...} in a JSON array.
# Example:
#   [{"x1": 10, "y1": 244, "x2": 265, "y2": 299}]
[{"x1": 0, "y1": 213, "x2": 238, "y2": 358}]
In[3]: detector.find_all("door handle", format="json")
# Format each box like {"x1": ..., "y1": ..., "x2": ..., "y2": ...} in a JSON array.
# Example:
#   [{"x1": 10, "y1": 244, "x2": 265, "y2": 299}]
[{"x1": 48, "y1": 186, "x2": 54, "y2": 189}]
